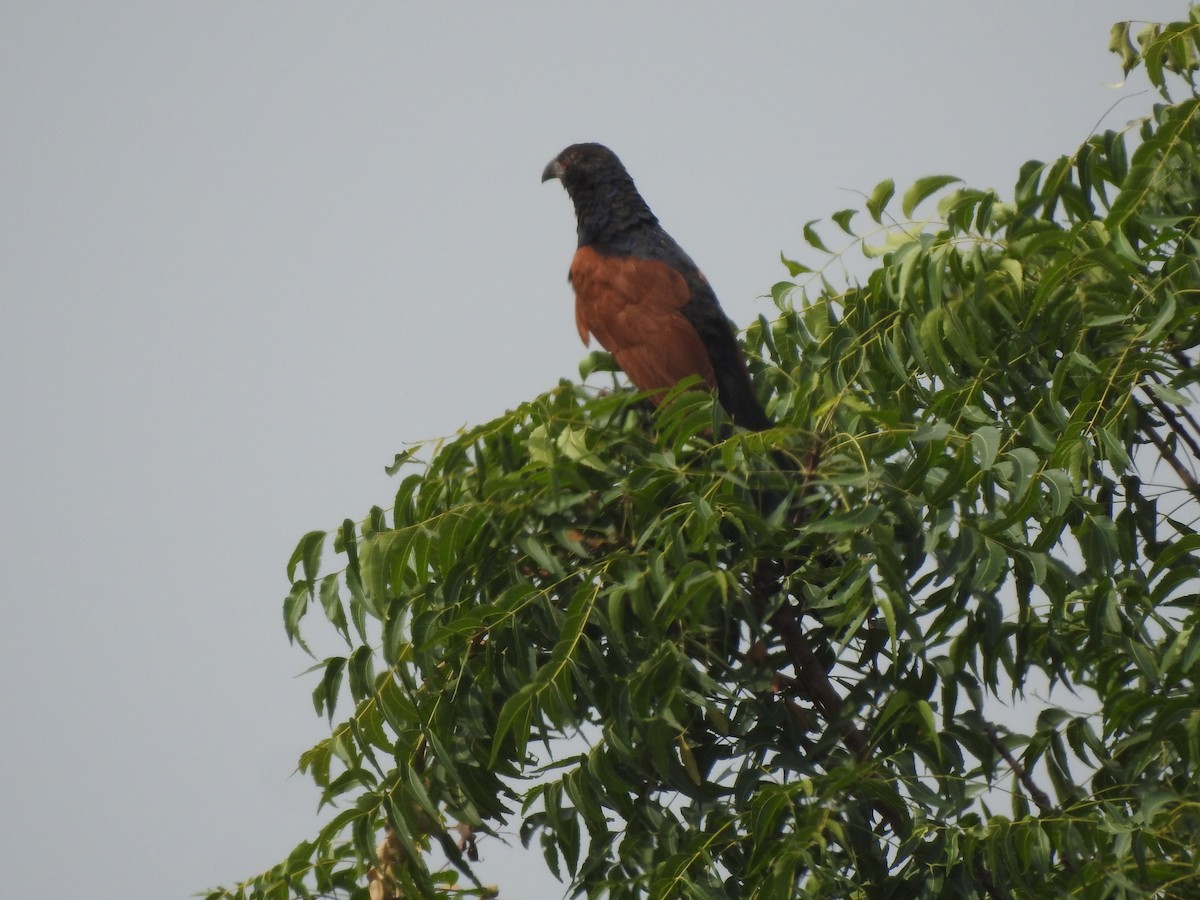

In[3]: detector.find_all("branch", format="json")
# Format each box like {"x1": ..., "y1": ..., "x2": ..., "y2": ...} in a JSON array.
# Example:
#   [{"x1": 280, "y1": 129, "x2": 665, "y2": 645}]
[
  {"x1": 1144, "y1": 372, "x2": 1200, "y2": 461},
  {"x1": 1137, "y1": 407, "x2": 1200, "y2": 502},
  {"x1": 750, "y1": 562, "x2": 907, "y2": 835},
  {"x1": 971, "y1": 849, "x2": 1007, "y2": 900},
  {"x1": 766, "y1": 598, "x2": 869, "y2": 757},
  {"x1": 1135, "y1": 375, "x2": 1200, "y2": 502},
  {"x1": 981, "y1": 721, "x2": 1053, "y2": 815}
]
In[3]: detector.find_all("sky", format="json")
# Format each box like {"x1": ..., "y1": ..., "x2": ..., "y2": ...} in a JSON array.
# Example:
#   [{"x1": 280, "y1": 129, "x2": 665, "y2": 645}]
[{"x1": 0, "y1": 3, "x2": 1191, "y2": 898}]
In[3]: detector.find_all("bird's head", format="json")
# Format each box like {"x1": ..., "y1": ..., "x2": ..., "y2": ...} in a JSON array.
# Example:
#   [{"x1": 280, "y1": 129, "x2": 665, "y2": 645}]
[
  {"x1": 541, "y1": 142, "x2": 628, "y2": 192},
  {"x1": 542, "y1": 143, "x2": 656, "y2": 244}
]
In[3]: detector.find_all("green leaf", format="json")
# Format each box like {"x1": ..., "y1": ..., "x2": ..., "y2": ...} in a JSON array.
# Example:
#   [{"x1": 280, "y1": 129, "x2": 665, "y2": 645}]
[
  {"x1": 1078, "y1": 514, "x2": 1119, "y2": 574},
  {"x1": 779, "y1": 251, "x2": 811, "y2": 277},
  {"x1": 867, "y1": 178, "x2": 895, "y2": 223},
  {"x1": 347, "y1": 645, "x2": 374, "y2": 701},
  {"x1": 283, "y1": 581, "x2": 311, "y2": 651},
  {"x1": 1147, "y1": 380, "x2": 1189, "y2": 406},
  {"x1": 1109, "y1": 20, "x2": 1139, "y2": 75},
  {"x1": 493, "y1": 684, "x2": 536, "y2": 764},
  {"x1": 970, "y1": 426, "x2": 1002, "y2": 472},
  {"x1": 1004, "y1": 446, "x2": 1041, "y2": 505},
  {"x1": 318, "y1": 573, "x2": 350, "y2": 643},
  {"x1": 1041, "y1": 468, "x2": 1074, "y2": 517},
  {"x1": 579, "y1": 350, "x2": 618, "y2": 379},
  {"x1": 1142, "y1": 288, "x2": 1177, "y2": 343},
  {"x1": 917, "y1": 699, "x2": 938, "y2": 744},
  {"x1": 902, "y1": 175, "x2": 962, "y2": 218},
  {"x1": 876, "y1": 593, "x2": 898, "y2": 662},
  {"x1": 287, "y1": 530, "x2": 326, "y2": 589},
  {"x1": 557, "y1": 425, "x2": 611, "y2": 472},
  {"x1": 1097, "y1": 426, "x2": 1130, "y2": 471},
  {"x1": 804, "y1": 504, "x2": 880, "y2": 534},
  {"x1": 678, "y1": 736, "x2": 701, "y2": 785},
  {"x1": 384, "y1": 447, "x2": 418, "y2": 477},
  {"x1": 802, "y1": 219, "x2": 830, "y2": 253},
  {"x1": 832, "y1": 208, "x2": 857, "y2": 234},
  {"x1": 527, "y1": 423, "x2": 553, "y2": 466},
  {"x1": 912, "y1": 421, "x2": 953, "y2": 443},
  {"x1": 314, "y1": 656, "x2": 346, "y2": 722},
  {"x1": 1086, "y1": 313, "x2": 1130, "y2": 327}
]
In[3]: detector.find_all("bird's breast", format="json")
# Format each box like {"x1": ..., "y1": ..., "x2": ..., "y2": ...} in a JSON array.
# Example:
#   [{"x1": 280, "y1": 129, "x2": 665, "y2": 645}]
[{"x1": 566, "y1": 245, "x2": 717, "y2": 395}]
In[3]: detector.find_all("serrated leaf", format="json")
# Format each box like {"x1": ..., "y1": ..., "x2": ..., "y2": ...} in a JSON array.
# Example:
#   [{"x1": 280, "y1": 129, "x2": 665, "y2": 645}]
[
  {"x1": 917, "y1": 699, "x2": 938, "y2": 741},
  {"x1": 288, "y1": 530, "x2": 326, "y2": 588},
  {"x1": 832, "y1": 208, "x2": 858, "y2": 234},
  {"x1": 1148, "y1": 381, "x2": 1189, "y2": 405},
  {"x1": 970, "y1": 426, "x2": 1002, "y2": 472},
  {"x1": 867, "y1": 178, "x2": 895, "y2": 223},
  {"x1": 557, "y1": 425, "x2": 611, "y2": 472},
  {"x1": 527, "y1": 423, "x2": 553, "y2": 466},
  {"x1": 1098, "y1": 425, "x2": 1131, "y2": 470},
  {"x1": 1042, "y1": 469, "x2": 1074, "y2": 517},
  {"x1": 780, "y1": 251, "x2": 811, "y2": 277},
  {"x1": 1086, "y1": 313, "x2": 1130, "y2": 327},
  {"x1": 1139, "y1": 788, "x2": 1178, "y2": 826},
  {"x1": 1079, "y1": 514, "x2": 1119, "y2": 574},
  {"x1": 902, "y1": 175, "x2": 962, "y2": 218},
  {"x1": 805, "y1": 504, "x2": 880, "y2": 534},
  {"x1": 283, "y1": 581, "x2": 311, "y2": 651},
  {"x1": 998, "y1": 258, "x2": 1023, "y2": 293},
  {"x1": 384, "y1": 447, "x2": 418, "y2": 477},
  {"x1": 1109, "y1": 21, "x2": 1139, "y2": 75},
  {"x1": 493, "y1": 684, "x2": 536, "y2": 764},
  {"x1": 1142, "y1": 289, "x2": 1177, "y2": 343},
  {"x1": 315, "y1": 656, "x2": 346, "y2": 722},
  {"x1": 347, "y1": 645, "x2": 374, "y2": 701},
  {"x1": 912, "y1": 421, "x2": 953, "y2": 443},
  {"x1": 318, "y1": 573, "x2": 350, "y2": 643},
  {"x1": 876, "y1": 593, "x2": 898, "y2": 661},
  {"x1": 802, "y1": 219, "x2": 830, "y2": 253},
  {"x1": 1005, "y1": 446, "x2": 1041, "y2": 505}
]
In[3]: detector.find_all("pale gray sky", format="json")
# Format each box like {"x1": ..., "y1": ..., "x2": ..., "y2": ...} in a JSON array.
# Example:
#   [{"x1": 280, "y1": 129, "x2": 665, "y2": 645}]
[{"x1": 0, "y1": 3, "x2": 1188, "y2": 898}]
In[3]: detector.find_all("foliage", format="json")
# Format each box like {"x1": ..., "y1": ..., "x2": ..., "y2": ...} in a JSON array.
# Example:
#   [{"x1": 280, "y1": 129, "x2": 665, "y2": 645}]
[{"x1": 209, "y1": 12, "x2": 1200, "y2": 899}]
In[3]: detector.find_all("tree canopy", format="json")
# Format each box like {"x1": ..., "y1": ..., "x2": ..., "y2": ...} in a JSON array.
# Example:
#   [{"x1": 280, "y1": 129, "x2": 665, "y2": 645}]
[{"x1": 209, "y1": 12, "x2": 1200, "y2": 899}]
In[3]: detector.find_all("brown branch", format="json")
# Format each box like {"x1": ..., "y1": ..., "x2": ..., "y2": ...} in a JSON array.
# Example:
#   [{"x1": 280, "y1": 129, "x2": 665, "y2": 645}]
[
  {"x1": 972, "y1": 849, "x2": 1007, "y2": 900},
  {"x1": 767, "y1": 598, "x2": 869, "y2": 758},
  {"x1": 750, "y1": 560, "x2": 906, "y2": 835},
  {"x1": 1138, "y1": 412, "x2": 1200, "y2": 501},
  {"x1": 981, "y1": 721, "x2": 1053, "y2": 815},
  {"x1": 746, "y1": 434, "x2": 908, "y2": 834},
  {"x1": 1142, "y1": 375, "x2": 1200, "y2": 461},
  {"x1": 754, "y1": 437, "x2": 863, "y2": 750}
]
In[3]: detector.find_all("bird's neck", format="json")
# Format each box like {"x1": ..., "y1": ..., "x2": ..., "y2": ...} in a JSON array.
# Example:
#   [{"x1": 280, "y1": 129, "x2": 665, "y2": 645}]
[{"x1": 570, "y1": 179, "x2": 658, "y2": 246}]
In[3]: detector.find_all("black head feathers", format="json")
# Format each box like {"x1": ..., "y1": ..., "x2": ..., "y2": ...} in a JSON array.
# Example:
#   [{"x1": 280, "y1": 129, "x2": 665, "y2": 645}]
[{"x1": 542, "y1": 143, "x2": 657, "y2": 246}]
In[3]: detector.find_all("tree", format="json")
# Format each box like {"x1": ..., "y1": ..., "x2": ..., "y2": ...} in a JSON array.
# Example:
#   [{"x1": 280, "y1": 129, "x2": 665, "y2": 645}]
[{"x1": 208, "y1": 13, "x2": 1200, "y2": 899}]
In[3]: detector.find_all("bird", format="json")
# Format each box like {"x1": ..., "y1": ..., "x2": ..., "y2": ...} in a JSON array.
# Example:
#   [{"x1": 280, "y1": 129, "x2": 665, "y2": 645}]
[{"x1": 542, "y1": 143, "x2": 773, "y2": 432}]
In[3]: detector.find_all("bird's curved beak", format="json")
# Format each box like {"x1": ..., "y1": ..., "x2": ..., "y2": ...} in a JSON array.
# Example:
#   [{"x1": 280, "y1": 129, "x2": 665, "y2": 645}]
[{"x1": 541, "y1": 158, "x2": 563, "y2": 183}]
